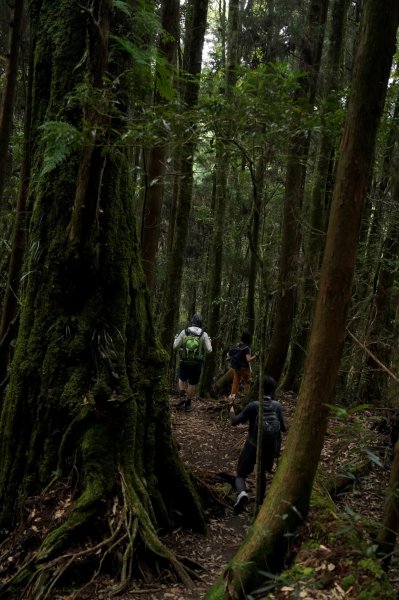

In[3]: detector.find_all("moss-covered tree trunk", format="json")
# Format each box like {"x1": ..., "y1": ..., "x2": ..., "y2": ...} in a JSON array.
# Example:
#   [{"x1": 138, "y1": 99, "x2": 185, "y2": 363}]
[
  {"x1": 0, "y1": 2, "x2": 204, "y2": 597},
  {"x1": 0, "y1": 42, "x2": 33, "y2": 391},
  {"x1": 204, "y1": 0, "x2": 399, "y2": 597},
  {"x1": 0, "y1": 0, "x2": 25, "y2": 214}
]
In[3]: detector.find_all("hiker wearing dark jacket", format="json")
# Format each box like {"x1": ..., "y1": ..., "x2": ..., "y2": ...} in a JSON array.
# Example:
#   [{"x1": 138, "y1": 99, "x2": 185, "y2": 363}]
[
  {"x1": 228, "y1": 330, "x2": 258, "y2": 401},
  {"x1": 173, "y1": 314, "x2": 212, "y2": 412},
  {"x1": 229, "y1": 375, "x2": 286, "y2": 513}
]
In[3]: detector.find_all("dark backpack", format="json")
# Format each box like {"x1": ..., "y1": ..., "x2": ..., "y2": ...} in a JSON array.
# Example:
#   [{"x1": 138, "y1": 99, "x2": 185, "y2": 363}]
[
  {"x1": 181, "y1": 328, "x2": 204, "y2": 364},
  {"x1": 255, "y1": 398, "x2": 280, "y2": 440},
  {"x1": 228, "y1": 344, "x2": 248, "y2": 369}
]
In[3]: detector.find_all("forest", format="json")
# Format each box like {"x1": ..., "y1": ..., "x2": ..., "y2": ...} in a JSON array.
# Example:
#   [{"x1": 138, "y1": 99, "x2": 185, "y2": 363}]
[{"x1": 0, "y1": 0, "x2": 399, "y2": 598}]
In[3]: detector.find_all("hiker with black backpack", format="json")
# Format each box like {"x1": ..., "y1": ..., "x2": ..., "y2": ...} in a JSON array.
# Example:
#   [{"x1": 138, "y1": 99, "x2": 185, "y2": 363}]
[
  {"x1": 229, "y1": 375, "x2": 286, "y2": 513},
  {"x1": 228, "y1": 330, "x2": 258, "y2": 402},
  {"x1": 173, "y1": 314, "x2": 212, "y2": 411}
]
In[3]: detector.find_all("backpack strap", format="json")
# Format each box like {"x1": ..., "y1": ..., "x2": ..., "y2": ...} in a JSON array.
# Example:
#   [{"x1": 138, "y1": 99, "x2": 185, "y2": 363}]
[{"x1": 185, "y1": 327, "x2": 203, "y2": 337}]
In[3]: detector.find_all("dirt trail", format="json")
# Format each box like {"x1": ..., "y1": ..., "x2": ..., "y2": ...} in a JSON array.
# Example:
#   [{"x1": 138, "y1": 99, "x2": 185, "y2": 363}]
[{"x1": 121, "y1": 393, "x2": 399, "y2": 600}]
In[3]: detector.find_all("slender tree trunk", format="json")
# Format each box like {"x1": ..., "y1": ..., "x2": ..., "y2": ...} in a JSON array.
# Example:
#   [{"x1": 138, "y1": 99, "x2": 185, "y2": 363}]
[
  {"x1": 361, "y1": 173, "x2": 399, "y2": 402},
  {"x1": 245, "y1": 154, "x2": 265, "y2": 334},
  {"x1": 264, "y1": 0, "x2": 329, "y2": 381},
  {"x1": 283, "y1": 0, "x2": 349, "y2": 391},
  {"x1": 141, "y1": 0, "x2": 179, "y2": 293},
  {"x1": 378, "y1": 437, "x2": 399, "y2": 568},
  {"x1": 201, "y1": 0, "x2": 239, "y2": 394},
  {"x1": 0, "y1": 41, "x2": 33, "y2": 389},
  {"x1": 0, "y1": 0, "x2": 25, "y2": 214},
  {"x1": 205, "y1": 1, "x2": 399, "y2": 597},
  {"x1": 159, "y1": 0, "x2": 209, "y2": 349}
]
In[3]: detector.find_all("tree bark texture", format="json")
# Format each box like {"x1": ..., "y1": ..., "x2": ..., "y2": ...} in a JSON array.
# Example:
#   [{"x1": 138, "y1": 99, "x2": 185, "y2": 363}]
[
  {"x1": 361, "y1": 170, "x2": 399, "y2": 403},
  {"x1": 0, "y1": 40, "x2": 33, "y2": 390},
  {"x1": 204, "y1": 0, "x2": 399, "y2": 597},
  {"x1": 283, "y1": 0, "x2": 349, "y2": 391},
  {"x1": 159, "y1": 0, "x2": 209, "y2": 350},
  {"x1": 0, "y1": 2, "x2": 204, "y2": 596},
  {"x1": 264, "y1": 0, "x2": 329, "y2": 381},
  {"x1": 378, "y1": 437, "x2": 399, "y2": 568},
  {"x1": 201, "y1": 0, "x2": 239, "y2": 394},
  {"x1": 0, "y1": 0, "x2": 25, "y2": 214},
  {"x1": 141, "y1": 0, "x2": 179, "y2": 293}
]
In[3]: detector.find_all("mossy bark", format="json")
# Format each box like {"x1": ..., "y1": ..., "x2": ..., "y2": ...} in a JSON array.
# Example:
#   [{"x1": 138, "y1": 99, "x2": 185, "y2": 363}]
[{"x1": 0, "y1": 2, "x2": 204, "y2": 597}]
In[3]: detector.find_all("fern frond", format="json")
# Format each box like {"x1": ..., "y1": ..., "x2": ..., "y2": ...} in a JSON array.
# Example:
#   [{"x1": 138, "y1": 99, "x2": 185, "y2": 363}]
[{"x1": 39, "y1": 121, "x2": 83, "y2": 176}]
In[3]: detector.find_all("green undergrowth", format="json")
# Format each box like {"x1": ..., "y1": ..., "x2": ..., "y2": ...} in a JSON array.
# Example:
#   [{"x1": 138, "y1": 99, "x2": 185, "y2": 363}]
[{"x1": 254, "y1": 488, "x2": 395, "y2": 600}]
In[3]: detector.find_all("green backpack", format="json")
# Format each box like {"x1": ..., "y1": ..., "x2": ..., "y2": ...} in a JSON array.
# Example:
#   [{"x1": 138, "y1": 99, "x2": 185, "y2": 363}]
[{"x1": 181, "y1": 328, "x2": 205, "y2": 365}]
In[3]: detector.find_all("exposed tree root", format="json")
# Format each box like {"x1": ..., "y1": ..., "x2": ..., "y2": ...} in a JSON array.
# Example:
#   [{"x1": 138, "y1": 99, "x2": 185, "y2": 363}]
[{"x1": 1, "y1": 466, "x2": 194, "y2": 599}]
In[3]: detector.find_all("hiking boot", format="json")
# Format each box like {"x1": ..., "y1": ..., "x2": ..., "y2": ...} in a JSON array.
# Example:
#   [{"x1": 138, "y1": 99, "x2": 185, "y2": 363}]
[
  {"x1": 175, "y1": 398, "x2": 187, "y2": 410},
  {"x1": 234, "y1": 491, "x2": 248, "y2": 514},
  {"x1": 185, "y1": 399, "x2": 192, "y2": 412}
]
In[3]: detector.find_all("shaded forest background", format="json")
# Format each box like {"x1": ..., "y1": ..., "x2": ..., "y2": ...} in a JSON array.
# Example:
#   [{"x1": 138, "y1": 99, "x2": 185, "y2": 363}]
[{"x1": 0, "y1": 0, "x2": 399, "y2": 599}]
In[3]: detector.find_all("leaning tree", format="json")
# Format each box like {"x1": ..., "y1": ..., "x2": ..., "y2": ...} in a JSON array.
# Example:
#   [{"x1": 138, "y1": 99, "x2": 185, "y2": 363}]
[{"x1": 0, "y1": 1, "x2": 205, "y2": 597}]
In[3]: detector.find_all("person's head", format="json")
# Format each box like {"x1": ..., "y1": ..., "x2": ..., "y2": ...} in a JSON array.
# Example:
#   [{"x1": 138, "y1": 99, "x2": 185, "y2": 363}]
[
  {"x1": 191, "y1": 313, "x2": 203, "y2": 328},
  {"x1": 263, "y1": 375, "x2": 276, "y2": 396},
  {"x1": 241, "y1": 330, "x2": 252, "y2": 345}
]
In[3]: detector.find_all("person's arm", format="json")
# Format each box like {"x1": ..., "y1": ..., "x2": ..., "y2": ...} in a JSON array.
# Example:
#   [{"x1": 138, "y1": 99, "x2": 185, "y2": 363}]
[
  {"x1": 229, "y1": 402, "x2": 254, "y2": 426},
  {"x1": 275, "y1": 402, "x2": 287, "y2": 432},
  {"x1": 244, "y1": 345, "x2": 258, "y2": 363},
  {"x1": 203, "y1": 331, "x2": 212, "y2": 353},
  {"x1": 173, "y1": 329, "x2": 185, "y2": 350}
]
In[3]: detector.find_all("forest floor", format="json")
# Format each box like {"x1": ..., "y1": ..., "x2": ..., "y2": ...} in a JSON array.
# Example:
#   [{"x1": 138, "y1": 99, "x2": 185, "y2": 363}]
[
  {"x1": 1, "y1": 391, "x2": 398, "y2": 599},
  {"x1": 118, "y1": 391, "x2": 399, "y2": 600}
]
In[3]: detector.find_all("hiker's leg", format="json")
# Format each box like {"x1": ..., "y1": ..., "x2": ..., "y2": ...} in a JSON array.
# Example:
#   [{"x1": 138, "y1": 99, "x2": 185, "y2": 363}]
[
  {"x1": 260, "y1": 444, "x2": 275, "y2": 501},
  {"x1": 187, "y1": 383, "x2": 196, "y2": 400},
  {"x1": 178, "y1": 381, "x2": 187, "y2": 393},
  {"x1": 242, "y1": 368, "x2": 252, "y2": 396},
  {"x1": 235, "y1": 441, "x2": 255, "y2": 493},
  {"x1": 185, "y1": 364, "x2": 202, "y2": 411},
  {"x1": 230, "y1": 369, "x2": 241, "y2": 397},
  {"x1": 187, "y1": 364, "x2": 201, "y2": 399},
  {"x1": 175, "y1": 364, "x2": 188, "y2": 408},
  {"x1": 177, "y1": 362, "x2": 188, "y2": 392}
]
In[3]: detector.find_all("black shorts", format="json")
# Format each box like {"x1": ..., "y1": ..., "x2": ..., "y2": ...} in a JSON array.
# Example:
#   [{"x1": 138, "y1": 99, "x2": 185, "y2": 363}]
[{"x1": 178, "y1": 361, "x2": 202, "y2": 385}]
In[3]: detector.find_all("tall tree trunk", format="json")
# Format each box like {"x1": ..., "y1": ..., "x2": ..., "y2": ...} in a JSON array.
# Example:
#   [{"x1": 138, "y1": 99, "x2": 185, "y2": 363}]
[
  {"x1": 361, "y1": 172, "x2": 399, "y2": 402},
  {"x1": 159, "y1": 0, "x2": 209, "y2": 349},
  {"x1": 0, "y1": 2, "x2": 204, "y2": 597},
  {"x1": 264, "y1": 0, "x2": 329, "y2": 381},
  {"x1": 245, "y1": 153, "x2": 265, "y2": 335},
  {"x1": 205, "y1": 1, "x2": 399, "y2": 597},
  {"x1": 0, "y1": 0, "x2": 25, "y2": 214},
  {"x1": 0, "y1": 40, "x2": 33, "y2": 390},
  {"x1": 283, "y1": 0, "x2": 349, "y2": 391},
  {"x1": 141, "y1": 0, "x2": 179, "y2": 293},
  {"x1": 378, "y1": 437, "x2": 399, "y2": 568},
  {"x1": 201, "y1": 0, "x2": 239, "y2": 394}
]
